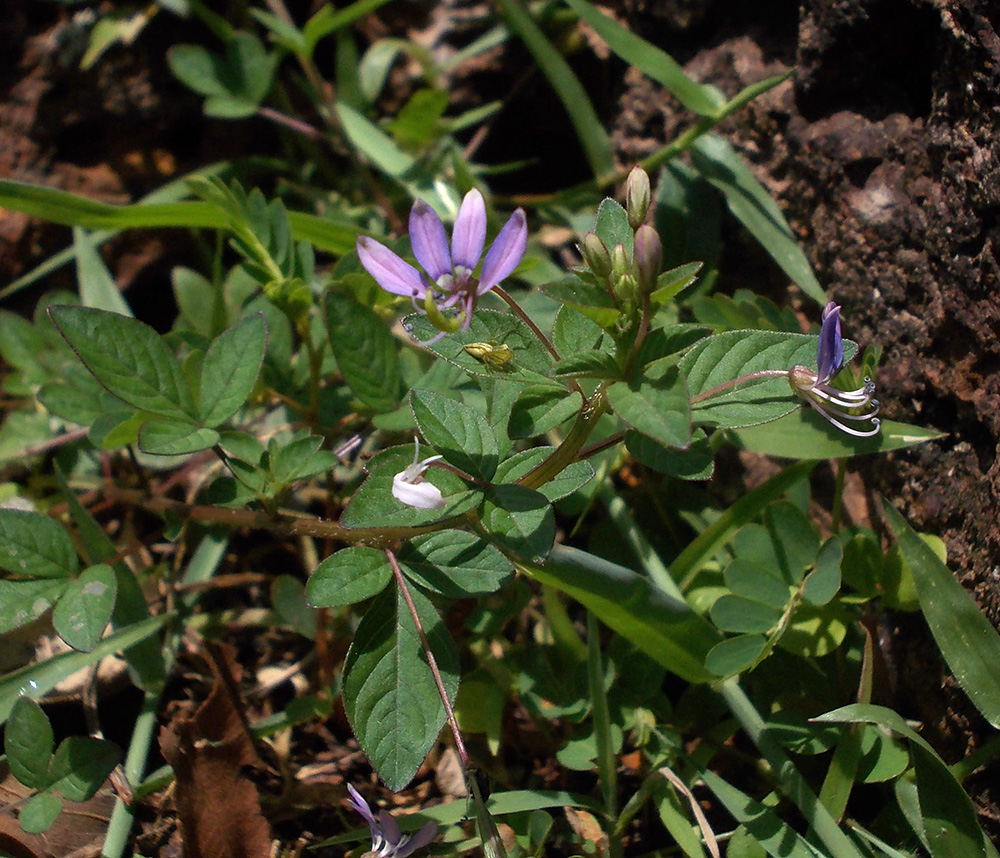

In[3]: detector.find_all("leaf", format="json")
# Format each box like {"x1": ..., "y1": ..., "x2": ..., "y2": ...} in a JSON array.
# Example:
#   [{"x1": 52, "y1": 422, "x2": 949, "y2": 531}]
[
  {"x1": 723, "y1": 559, "x2": 789, "y2": 610},
  {"x1": 0, "y1": 579, "x2": 69, "y2": 634},
  {"x1": 74, "y1": 228, "x2": 133, "y2": 316},
  {"x1": 47, "y1": 736, "x2": 121, "y2": 801},
  {"x1": 607, "y1": 362, "x2": 691, "y2": 448},
  {"x1": 552, "y1": 350, "x2": 621, "y2": 380},
  {"x1": 405, "y1": 309, "x2": 554, "y2": 383},
  {"x1": 410, "y1": 389, "x2": 499, "y2": 481},
  {"x1": 509, "y1": 385, "x2": 582, "y2": 439},
  {"x1": 764, "y1": 501, "x2": 818, "y2": 585},
  {"x1": 481, "y1": 485, "x2": 555, "y2": 563},
  {"x1": 705, "y1": 634, "x2": 769, "y2": 677},
  {"x1": 540, "y1": 277, "x2": 619, "y2": 328},
  {"x1": 339, "y1": 446, "x2": 481, "y2": 530},
  {"x1": 199, "y1": 313, "x2": 267, "y2": 426},
  {"x1": 650, "y1": 261, "x2": 705, "y2": 306},
  {"x1": 883, "y1": 503, "x2": 1000, "y2": 729},
  {"x1": 342, "y1": 584, "x2": 459, "y2": 790},
  {"x1": 522, "y1": 545, "x2": 720, "y2": 684},
  {"x1": 325, "y1": 292, "x2": 401, "y2": 412},
  {"x1": 681, "y1": 329, "x2": 856, "y2": 429},
  {"x1": 625, "y1": 428, "x2": 714, "y2": 480},
  {"x1": 138, "y1": 421, "x2": 220, "y2": 455},
  {"x1": 51, "y1": 565, "x2": 118, "y2": 653},
  {"x1": 552, "y1": 305, "x2": 605, "y2": 355},
  {"x1": 0, "y1": 509, "x2": 78, "y2": 579},
  {"x1": 494, "y1": 0, "x2": 615, "y2": 180},
  {"x1": 595, "y1": 198, "x2": 634, "y2": 259},
  {"x1": 306, "y1": 546, "x2": 392, "y2": 608},
  {"x1": 48, "y1": 306, "x2": 195, "y2": 421},
  {"x1": 803, "y1": 538, "x2": 842, "y2": 607},
  {"x1": 731, "y1": 411, "x2": 944, "y2": 458},
  {"x1": 493, "y1": 449, "x2": 595, "y2": 503},
  {"x1": 398, "y1": 531, "x2": 514, "y2": 596},
  {"x1": 5, "y1": 697, "x2": 54, "y2": 789},
  {"x1": 690, "y1": 135, "x2": 827, "y2": 305},
  {"x1": 710, "y1": 595, "x2": 780, "y2": 634},
  {"x1": 19, "y1": 793, "x2": 64, "y2": 834},
  {"x1": 562, "y1": 0, "x2": 725, "y2": 116},
  {"x1": 271, "y1": 575, "x2": 317, "y2": 640}
]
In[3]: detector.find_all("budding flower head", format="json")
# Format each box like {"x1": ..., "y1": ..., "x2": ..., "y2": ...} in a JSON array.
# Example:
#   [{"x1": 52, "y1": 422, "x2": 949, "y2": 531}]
[
  {"x1": 789, "y1": 302, "x2": 881, "y2": 437},
  {"x1": 625, "y1": 166, "x2": 651, "y2": 230},
  {"x1": 633, "y1": 224, "x2": 662, "y2": 296},
  {"x1": 356, "y1": 189, "x2": 528, "y2": 342},
  {"x1": 582, "y1": 232, "x2": 612, "y2": 279},
  {"x1": 391, "y1": 439, "x2": 446, "y2": 510},
  {"x1": 347, "y1": 784, "x2": 438, "y2": 858}
]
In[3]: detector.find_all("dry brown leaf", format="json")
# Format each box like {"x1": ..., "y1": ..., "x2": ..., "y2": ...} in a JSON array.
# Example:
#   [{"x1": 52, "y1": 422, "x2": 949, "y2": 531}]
[{"x1": 159, "y1": 642, "x2": 273, "y2": 858}]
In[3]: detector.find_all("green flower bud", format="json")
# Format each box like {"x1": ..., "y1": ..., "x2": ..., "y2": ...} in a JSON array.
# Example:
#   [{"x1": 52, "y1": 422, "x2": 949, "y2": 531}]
[
  {"x1": 582, "y1": 232, "x2": 612, "y2": 279},
  {"x1": 625, "y1": 166, "x2": 651, "y2": 230},
  {"x1": 610, "y1": 242, "x2": 630, "y2": 281},
  {"x1": 634, "y1": 224, "x2": 662, "y2": 296}
]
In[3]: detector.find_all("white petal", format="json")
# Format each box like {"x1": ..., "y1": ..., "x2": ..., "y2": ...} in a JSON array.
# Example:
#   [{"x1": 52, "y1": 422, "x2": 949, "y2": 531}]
[{"x1": 392, "y1": 473, "x2": 446, "y2": 509}]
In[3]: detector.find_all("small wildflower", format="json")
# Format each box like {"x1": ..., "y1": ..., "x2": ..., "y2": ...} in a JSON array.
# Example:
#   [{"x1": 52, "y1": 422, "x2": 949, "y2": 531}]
[
  {"x1": 356, "y1": 189, "x2": 527, "y2": 341},
  {"x1": 347, "y1": 784, "x2": 438, "y2": 858},
  {"x1": 789, "y1": 302, "x2": 881, "y2": 437},
  {"x1": 392, "y1": 439, "x2": 446, "y2": 510}
]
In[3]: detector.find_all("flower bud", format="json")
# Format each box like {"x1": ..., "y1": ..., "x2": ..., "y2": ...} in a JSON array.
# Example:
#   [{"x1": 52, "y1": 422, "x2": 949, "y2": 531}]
[
  {"x1": 633, "y1": 224, "x2": 662, "y2": 296},
  {"x1": 610, "y1": 242, "x2": 630, "y2": 282},
  {"x1": 581, "y1": 232, "x2": 612, "y2": 279},
  {"x1": 625, "y1": 166, "x2": 651, "y2": 230}
]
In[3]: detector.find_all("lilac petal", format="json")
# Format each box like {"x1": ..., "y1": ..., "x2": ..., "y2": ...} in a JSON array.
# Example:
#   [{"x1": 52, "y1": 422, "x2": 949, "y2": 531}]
[
  {"x1": 409, "y1": 200, "x2": 452, "y2": 282},
  {"x1": 358, "y1": 237, "x2": 426, "y2": 297},
  {"x1": 816, "y1": 301, "x2": 844, "y2": 383},
  {"x1": 347, "y1": 784, "x2": 380, "y2": 838},
  {"x1": 378, "y1": 809, "x2": 403, "y2": 846},
  {"x1": 478, "y1": 208, "x2": 527, "y2": 294},
  {"x1": 396, "y1": 822, "x2": 439, "y2": 858},
  {"x1": 451, "y1": 189, "x2": 487, "y2": 272}
]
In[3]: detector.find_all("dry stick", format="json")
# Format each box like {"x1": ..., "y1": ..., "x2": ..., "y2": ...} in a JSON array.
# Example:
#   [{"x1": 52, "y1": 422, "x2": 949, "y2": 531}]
[{"x1": 385, "y1": 549, "x2": 470, "y2": 769}]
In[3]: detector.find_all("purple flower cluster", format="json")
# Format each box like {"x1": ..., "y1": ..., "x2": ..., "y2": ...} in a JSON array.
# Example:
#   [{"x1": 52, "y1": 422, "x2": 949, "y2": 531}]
[
  {"x1": 347, "y1": 784, "x2": 437, "y2": 858},
  {"x1": 789, "y1": 302, "x2": 881, "y2": 437},
  {"x1": 357, "y1": 189, "x2": 527, "y2": 341}
]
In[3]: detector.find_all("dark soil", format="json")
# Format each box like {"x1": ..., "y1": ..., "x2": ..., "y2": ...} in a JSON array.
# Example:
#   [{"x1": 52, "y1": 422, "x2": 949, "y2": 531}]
[{"x1": 2, "y1": 0, "x2": 999, "y2": 846}]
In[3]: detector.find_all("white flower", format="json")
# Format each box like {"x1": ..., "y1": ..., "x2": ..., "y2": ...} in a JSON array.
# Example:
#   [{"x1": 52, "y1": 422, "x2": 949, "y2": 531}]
[{"x1": 391, "y1": 439, "x2": 446, "y2": 510}]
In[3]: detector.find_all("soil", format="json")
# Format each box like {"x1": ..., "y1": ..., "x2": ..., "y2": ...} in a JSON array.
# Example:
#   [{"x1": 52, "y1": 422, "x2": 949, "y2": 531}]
[{"x1": 2, "y1": 0, "x2": 1000, "y2": 847}]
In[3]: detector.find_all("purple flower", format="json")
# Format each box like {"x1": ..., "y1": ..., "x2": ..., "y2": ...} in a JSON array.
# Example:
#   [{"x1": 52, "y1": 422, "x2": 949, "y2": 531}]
[
  {"x1": 356, "y1": 189, "x2": 527, "y2": 339},
  {"x1": 347, "y1": 784, "x2": 438, "y2": 858},
  {"x1": 789, "y1": 302, "x2": 881, "y2": 437}
]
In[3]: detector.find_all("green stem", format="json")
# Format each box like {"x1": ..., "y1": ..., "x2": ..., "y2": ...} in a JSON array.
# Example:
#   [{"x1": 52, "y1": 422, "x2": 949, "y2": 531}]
[
  {"x1": 831, "y1": 459, "x2": 846, "y2": 534},
  {"x1": 717, "y1": 678, "x2": 866, "y2": 858},
  {"x1": 518, "y1": 384, "x2": 609, "y2": 490}
]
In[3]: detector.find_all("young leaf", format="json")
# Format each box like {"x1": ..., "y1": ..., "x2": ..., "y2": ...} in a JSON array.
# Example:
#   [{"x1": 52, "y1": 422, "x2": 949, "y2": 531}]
[
  {"x1": 307, "y1": 546, "x2": 392, "y2": 608},
  {"x1": 0, "y1": 509, "x2": 78, "y2": 579},
  {"x1": 198, "y1": 313, "x2": 267, "y2": 426},
  {"x1": 342, "y1": 584, "x2": 459, "y2": 790},
  {"x1": 51, "y1": 564, "x2": 118, "y2": 653},
  {"x1": 325, "y1": 292, "x2": 402, "y2": 412},
  {"x1": 47, "y1": 735, "x2": 121, "y2": 801},
  {"x1": 398, "y1": 531, "x2": 514, "y2": 596},
  {"x1": 5, "y1": 697, "x2": 54, "y2": 789},
  {"x1": 607, "y1": 362, "x2": 691, "y2": 449},
  {"x1": 410, "y1": 389, "x2": 499, "y2": 481},
  {"x1": 594, "y1": 198, "x2": 634, "y2": 260},
  {"x1": 18, "y1": 793, "x2": 63, "y2": 834},
  {"x1": 48, "y1": 306, "x2": 195, "y2": 421}
]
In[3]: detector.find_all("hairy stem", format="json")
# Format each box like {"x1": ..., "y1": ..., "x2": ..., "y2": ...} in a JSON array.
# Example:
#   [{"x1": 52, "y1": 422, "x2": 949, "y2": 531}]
[{"x1": 689, "y1": 369, "x2": 790, "y2": 405}]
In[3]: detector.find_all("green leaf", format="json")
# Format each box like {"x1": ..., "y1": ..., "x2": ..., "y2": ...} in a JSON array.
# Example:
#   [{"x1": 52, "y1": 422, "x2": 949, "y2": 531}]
[
  {"x1": 650, "y1": 261, "x2": 704, "y2": 306},
  {"x1": 625, "y1": 427, "x2": 713, "y2": 480},
  {"x1": 883, "y1": 503, "x2": 1000, "y2": 729},
  {"x1": 803, "y1": 538, "x2": 842, "y2": 606},
  {"x1": 339, "y1": 446, "x2": 481, "y2": 529},
  {"x1": 19, "y1": 793, "x2": 63, "y2": 834},
  {"x1": 0, "y1": 509, "x2": 78, "y2": 579},
  {"x1": 47, "y1": 735, "x2": 121, "y2": 801},
  {"x1": 595, "y1": 198, "x2": 634, "y2": 260},
  {"x1": 51, "y1": 564, "x2": 118, "y2": 653},
  {"x1": 681, "y1": 329, "x2": 855, "y2": 429},
  {"x1": 0, "y1": 579, "x2": 68, "y2": 634},
  {"x1": 732, "y1": 410, "x2": 943, "y2": 458},
  {"x1": 523, "y1": 545, "x2": 719, "y2": 684},
  {"x1": 552, "y1": 350, "x2": 621, "y2": 380},
  {"x1": 705, "y1": 634, "x2": 769, "y2": 677},
  {"x1": 723, "y1": 559, "x2": 789, "y2": 610},
  {"x1": 138, "y1": 421, "x2": 220, "y2": 455},
  {"x1": 410, "y1": 390, "x2": 499, "y2": 481},
  {"x1": 306, "y1": 546, "x2": 392, "y2": 608},
  {"x1": 509, "y1": 385, "x2": 582, "y2": 439},
  {"x1": 494, "y1": 0, "x2": 615, "y2": 180},
  {"x1": 710, "y1": 595, "x2": 780, "y2": 634},
  {"x1": 481, "y1": 485, "x2": 555, "y2": 563},
  {"x1": 552, "y1": 305, "x2": 604, "y2": 355},
  {"x1": 271, "y1": 575, "x2": 317, "y2": 639},
  {"x1": 199, "y1": 313, "x2": 267, "y2": 426},
  {"x1": 325, "y1": 292, "x2": 401, "y2": 412},
  {"x1": 816, "y1": 704, "x2": 988, "y2": 858},
  {"x1": 764, "y1": 501, "x2": 818, "y2": 585},
  {"x1": 388, "y1": 88, "x2": 449, "y2": 147},
  {"x1": 5, "y1": 697, "x2": 54, "y2": 789},
  {"x1": 540, "y1": 277, "x2": 619, "y2": 328},
  {"x1": 342, "y1": 584, "x2": 459, "y2": 790},
  {"x1": 493, "y1": 449, "x2": 595, "y2": 503},
  {"x1": 405, "y1": 310, "x2": 554, "y2": 383},
  {"x1": 607, "y1": 362, "x2": 690, "y2": 448},
  {"x1": 74, "y1": 228, "x2": 133, "y2": 316},
  {"x1": 563, "y1": 0, "x2": 725, "y2": 116},
  {"x1": 398, "y1": 531, "x2": 514, "y2": 596},
  {"x1": 48, "y1": 306, "x2": 195, "y2": 420},
  {"x1": 690, "y1": 135, "x2": 827, "y2": 305}
]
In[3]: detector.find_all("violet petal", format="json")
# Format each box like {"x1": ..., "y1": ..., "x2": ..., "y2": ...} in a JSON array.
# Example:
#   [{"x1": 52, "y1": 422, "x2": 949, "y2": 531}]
[
  {"x1": 357, "y1": 237, "x2": 427, "y2": 297},
  {"x1": 409, "y1": 200, "x2": 452, "y2": 282},
  {"x1": 450, "y1": 189, "x2": 487, "y2": 272},
  {"x1": 816, "y1": 301, "x2": 844, "y2": 383},
  {"x1": 478, "y1": 208, "x2": 528, "y2": 294}
]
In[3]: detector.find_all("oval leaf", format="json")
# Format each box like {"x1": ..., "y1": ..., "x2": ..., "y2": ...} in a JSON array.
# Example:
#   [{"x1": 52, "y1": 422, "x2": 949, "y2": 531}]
[
  {"x1": 199, "y1": 313, "x2": 267, "y2": 426},
  {"x1": 51, "y1": 564, "x2": 118, "y2": 653},
  {"x1": 307, "y1": 546, "x2": 392, "y2": 608},
  {"x1": 0, "y1": 509, "x2": 78, "y2": 579}
]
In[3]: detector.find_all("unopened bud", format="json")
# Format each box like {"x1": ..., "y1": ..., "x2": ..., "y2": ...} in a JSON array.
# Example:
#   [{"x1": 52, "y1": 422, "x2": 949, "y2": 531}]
[
  {"x1": 610, "y1": 242, "x2": 630, "y2": 281},
  {"x1": 625, "y1": 166, "x2": 651, "y2": 230},
  {"x1": 582, "y1": 232, "x2": 612, "y2": 279},
  {"x1": 614, "y1": 273, "x2": 638, "y2": 303},
  {"x1": 633, "y1": 224, "x2": 662, "y2": 295}
]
